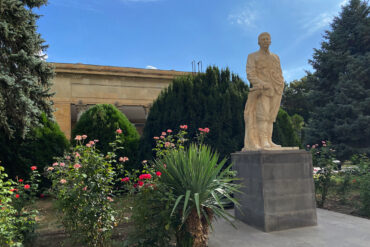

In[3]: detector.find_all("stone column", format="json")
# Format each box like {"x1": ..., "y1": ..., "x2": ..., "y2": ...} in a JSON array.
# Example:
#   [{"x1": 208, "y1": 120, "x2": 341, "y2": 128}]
[{"x1": 232, "y1": 150, "x2": 317, "y2": 232}]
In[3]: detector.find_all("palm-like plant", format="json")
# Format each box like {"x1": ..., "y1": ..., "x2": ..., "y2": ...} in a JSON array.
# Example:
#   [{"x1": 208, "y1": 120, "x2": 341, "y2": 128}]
[{"x1": 154, "y1": 143, "x2": 241, "y2": 247}]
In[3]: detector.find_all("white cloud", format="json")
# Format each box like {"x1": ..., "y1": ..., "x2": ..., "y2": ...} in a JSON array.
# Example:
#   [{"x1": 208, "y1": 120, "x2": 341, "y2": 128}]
[
  {"x1": 283, "y1": 65, "x2": 311, "y2": 82},
  {"x1": 146, "y1": 65, "x2": 158, "y2": 70},
  {"x1": 339, "y1": 0, "x2": 350, "y2": 7},
  {"x1": 37, "y1": 50, "x2": 48, "y2": 61},
  {"x1": 228, "y1": 2, "x2": 259, "y2": 29},
  {"x1": 301, "y1": 12, "x2": 333, "y2": 37}
]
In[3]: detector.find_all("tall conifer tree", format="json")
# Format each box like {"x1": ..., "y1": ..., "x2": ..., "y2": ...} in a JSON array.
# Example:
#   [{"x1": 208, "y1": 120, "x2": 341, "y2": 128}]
[
  {"x1": 306, "y1": 0, "x2": 370, "y2": 159},
  {"x1": 140, "y1": 66, "x2": 249, "y2": 160},
  {"x1": 0, "y1": 0, "x2": 54, "y2": 139}
]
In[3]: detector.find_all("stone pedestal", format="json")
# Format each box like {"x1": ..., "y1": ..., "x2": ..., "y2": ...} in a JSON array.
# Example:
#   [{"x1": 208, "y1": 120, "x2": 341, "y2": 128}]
[{"x1": 232, "y1": 150, "x2": 317, "y2": 232}]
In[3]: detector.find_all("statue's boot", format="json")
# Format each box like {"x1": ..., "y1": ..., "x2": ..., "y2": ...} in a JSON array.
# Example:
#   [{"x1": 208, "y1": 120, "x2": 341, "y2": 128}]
[
  {"x1": 267, "y1": 122, "x2": 281, "y2": 148},
  {"x1": 258, "y1": 121, "x2": 271, "y2": 149}
]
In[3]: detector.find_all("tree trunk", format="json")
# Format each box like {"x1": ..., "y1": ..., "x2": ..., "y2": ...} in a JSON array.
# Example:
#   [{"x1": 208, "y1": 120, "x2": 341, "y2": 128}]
[{"x1": 185, "y1": 207, "x2": 213, "y2": 247}]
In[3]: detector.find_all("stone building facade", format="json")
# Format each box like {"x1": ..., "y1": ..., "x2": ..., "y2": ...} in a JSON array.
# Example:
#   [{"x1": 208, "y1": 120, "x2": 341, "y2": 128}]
[{"x1": 51, "y1": 63, "x2": 189, "y2": 138}]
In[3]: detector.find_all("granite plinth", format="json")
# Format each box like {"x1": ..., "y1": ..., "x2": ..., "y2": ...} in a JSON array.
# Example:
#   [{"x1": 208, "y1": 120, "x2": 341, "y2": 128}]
[{"x1": 232, "y1": 150, "x2": 317, "y2": 232}]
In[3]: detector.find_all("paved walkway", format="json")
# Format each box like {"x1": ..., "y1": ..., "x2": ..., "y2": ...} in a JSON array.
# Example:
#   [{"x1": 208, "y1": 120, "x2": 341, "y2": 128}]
[{"x1": 209, "y1": 209, "x2": 370, "y2": 247}]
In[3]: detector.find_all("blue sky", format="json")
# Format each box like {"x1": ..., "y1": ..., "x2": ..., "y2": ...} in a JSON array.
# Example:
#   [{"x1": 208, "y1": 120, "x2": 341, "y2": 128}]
[{"x1": 36, "y1": 0, "x2": 349, "y2": 83}]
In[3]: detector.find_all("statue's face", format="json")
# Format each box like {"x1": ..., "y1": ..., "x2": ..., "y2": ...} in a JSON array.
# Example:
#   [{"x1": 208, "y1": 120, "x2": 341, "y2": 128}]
[{"x1": 258, "y1": 35, "x2": 271, "y2": 49}]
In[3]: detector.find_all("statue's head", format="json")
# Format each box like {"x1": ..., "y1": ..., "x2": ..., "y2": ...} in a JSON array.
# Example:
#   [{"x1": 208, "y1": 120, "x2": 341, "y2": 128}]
[{"x1": 258, "y1": 32, "x2": 271, "y2": 49}]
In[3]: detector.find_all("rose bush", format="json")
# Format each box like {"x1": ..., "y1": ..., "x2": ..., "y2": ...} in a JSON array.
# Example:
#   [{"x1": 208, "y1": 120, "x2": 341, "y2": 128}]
[
  {"x1": 47, "y1": 131, "x2": 126, "y2": 246},
  {"x1": 0, "y1": 164, "x2": 40, "y2": 246},
  {"x1": 308, "y1": 141, "x2": 337, "y2": 207}
]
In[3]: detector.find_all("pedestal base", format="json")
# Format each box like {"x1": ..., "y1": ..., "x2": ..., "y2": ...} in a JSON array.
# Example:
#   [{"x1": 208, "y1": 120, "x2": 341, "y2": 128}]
[{"x1": 232, "y1": 150, "x2": 317, "y2": 232}]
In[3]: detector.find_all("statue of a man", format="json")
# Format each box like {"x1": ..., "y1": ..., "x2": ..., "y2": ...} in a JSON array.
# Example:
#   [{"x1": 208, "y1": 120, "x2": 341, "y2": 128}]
[{"x1": 242, "y1": 32, "x2": 285, "y2": 150}]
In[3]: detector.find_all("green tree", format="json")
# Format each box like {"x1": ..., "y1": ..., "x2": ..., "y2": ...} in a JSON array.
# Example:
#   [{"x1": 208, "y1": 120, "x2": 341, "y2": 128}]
[
  {"x1": 0, "y1": 113, "x2": 69, "y2": 180},
  {"x1": 272, "y1": 109, "x2": 301, "y2": 148},
  {"x1": 0, "y1": 0, "x2": 54, "y2": 139},
  {"x1": 305, "y1": 0, "x2": 370, "y2": 159},
  {"x1": 281, "y1": 77, "x2": 311, "y2": 122},
  {"x1": 72, "y1": 104, "x2": 140, "y2": 170},
  {"x1": 140, "y1": 66, "x2": 249, "y2": 161}
]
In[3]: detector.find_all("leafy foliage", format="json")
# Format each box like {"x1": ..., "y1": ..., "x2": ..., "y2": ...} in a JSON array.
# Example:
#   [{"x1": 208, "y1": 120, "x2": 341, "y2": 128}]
[
  {"x1": 0, "y1": 165, "x2": 41, "y2": 246},
  {"x1": 272, "y1": 109, "x2": 301, "y2": 147},
  {"x1": 0, "y1": 113, "x2": 69, "y2": 180},
  {"x1": 155, "y1": 143, "x2": 241, "y2": 247},
  {"x1": 47, "y1": 132, "x2": 125, "y2": 246},
  {"x1": 140, "y1": 66, "x2": 249, "y2": 161},
  {"x1": 0, "y1": 0, "x2": 54, "y2": 139},
  {"x1": 281, "y1": 77, "x2": 311, "y2": 122},
  {"x1": 310, "y1": 141, "x2": 337, "y2": 207},
  {"x1": 72, "y1": 104, "x2": 140, "y2": 170},
  {"x1": 351, "y1": 154, "x2": 370, "y2": 216},
  {"x1": 305, "y1": 0, "x2": 370, "y2": 159}
]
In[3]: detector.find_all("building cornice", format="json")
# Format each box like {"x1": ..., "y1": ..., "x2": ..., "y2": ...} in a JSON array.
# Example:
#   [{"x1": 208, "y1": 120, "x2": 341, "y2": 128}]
[{"x1": 51, "y1": 62, "x2": 190, "y2": 79}]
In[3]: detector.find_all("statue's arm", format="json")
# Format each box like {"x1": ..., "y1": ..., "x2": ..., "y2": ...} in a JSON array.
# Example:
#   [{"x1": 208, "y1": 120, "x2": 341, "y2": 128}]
[
  {"x1": 246, "y1": 54, "x2": 263, "y2": 88},
  {"x1": 274, "y1": 54, "x2": 284, "y2": 78}
]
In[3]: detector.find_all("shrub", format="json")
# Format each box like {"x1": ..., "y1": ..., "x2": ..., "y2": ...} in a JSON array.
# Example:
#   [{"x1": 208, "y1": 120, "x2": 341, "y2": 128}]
[
  {"x1": 0, "y1": 113, "x2": 69, "y2": 181},
  {"x1": 0, "y1": 165, "x2": 21, "y2": 246},
  {"x1": 0, "y1": 164, "x2": 40, "y2": 246},
  {"x1": 272, "y1": 109, "x2": 301, "y2": 148},
  {"x1": 72, "y1": 104, "x2": 140, "y2": 170},
  {"x1": 309, "y1": 141, "x2": 336, "y2": 207},
  {"x1": 47, "y1": 132, "x2": 125, "y2": 246},
  {"x1": 351, "y1": 154, "x2": 370, "y2": 217}
]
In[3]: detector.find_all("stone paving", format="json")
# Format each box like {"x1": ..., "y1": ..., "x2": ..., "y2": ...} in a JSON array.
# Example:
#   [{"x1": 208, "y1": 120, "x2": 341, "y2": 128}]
[{"x1": 209, "y1": 209, "x2": 370, "y2": 247}]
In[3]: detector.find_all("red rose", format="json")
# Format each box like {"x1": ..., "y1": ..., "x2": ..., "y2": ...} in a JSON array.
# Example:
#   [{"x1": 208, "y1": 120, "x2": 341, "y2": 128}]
[
  {"x1": 121, "y1": 177, "x2": 130, "y2": 182},
  {"x1": 156, "y1": 171, "x2": 162, "y2": 177},
  {"x1": 138, "y1": 181, "x2": 144, "y2": 187},
  {"x1": 31, "y1": 166, "x2": 37, "y2": 171},
  {"x1": 15, "y1": 194, "x2": 20, "y2": 198},
  {"x1": 18, "y1": 179, "x2": 24, "y2": 183},
  {"x1": 139, "y1": 174, "x2": 152, "y2": 180},
  {"x1": 24, "y1": 184, "x2": 30, "y2": 189}
]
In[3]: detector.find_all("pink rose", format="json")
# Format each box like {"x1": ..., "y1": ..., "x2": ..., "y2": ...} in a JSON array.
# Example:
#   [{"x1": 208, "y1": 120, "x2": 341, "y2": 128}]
[
  {"x1": 60, "y1": 179, "x2": 67, "y2": 184},
  {"x1": 52, "y1": 162, "x2": 58, "y2": 166},
  {"x1": 75, "y1": 135, "x2": 82, "y2": 141},
  {"x1": 116, "y1": 128, "x2": 122, "y2": 134},
  {"x1": 167, "y1": 129, "x2": 172, "y2": 133},
  {"x1": 165, "y1": 142, "x2": 171, "y2": 148},
  {"x1": 119, "y1": 157, "x2": 129, "y2": 162},
  {"x1": 161, "y1": 132, "x2": 166, "y2": 136},
  {"x1": 74, "y1": 163, "x2": 82, "y2": 169},
  {"x1": 153, "y1": 136, "x2": 159, "y2": 140},
  {"x1": 82, "y1": 135, "x2": 87, "y2": 140},
  {"x1": 180, "y1": 125, "x2": 188, "y2": 130},
  {"x1": 60, "y1": 162, "x2": 65, "y2": 167}
]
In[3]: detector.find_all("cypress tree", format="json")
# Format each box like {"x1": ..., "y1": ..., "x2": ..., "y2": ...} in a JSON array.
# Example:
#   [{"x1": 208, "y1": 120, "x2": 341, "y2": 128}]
[
  {"x1": 0, "y1": 0, "x2": 54, "y2": 139},
  {"x1": 140, "y1": 66, "x2": 249, "y2": 161},
  {"x1": 306, "y1": 0, "x2": 370, "y2": 159}
]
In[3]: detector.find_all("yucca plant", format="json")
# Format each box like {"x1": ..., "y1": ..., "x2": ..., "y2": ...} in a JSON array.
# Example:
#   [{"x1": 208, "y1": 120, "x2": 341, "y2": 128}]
[{"x1": 154, "y1": 143, "x2": 241, "y2": 247}]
